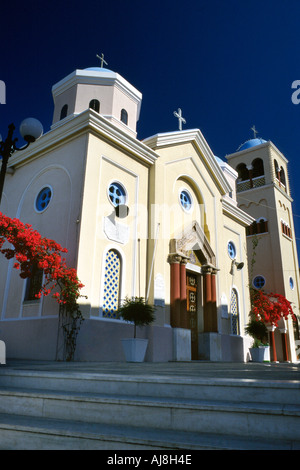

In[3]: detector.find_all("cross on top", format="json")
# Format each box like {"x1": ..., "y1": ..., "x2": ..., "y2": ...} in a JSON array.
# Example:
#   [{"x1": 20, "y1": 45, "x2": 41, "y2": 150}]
[
  {"x1": 251, "y1": 125, "x2": 258, "y2": 139},
  {"x1": 96, "y1": 53, "x2": 108, "y2": 68},
  {"x1": 173, "y1": 108, "x2": 186, "y2": 131}
]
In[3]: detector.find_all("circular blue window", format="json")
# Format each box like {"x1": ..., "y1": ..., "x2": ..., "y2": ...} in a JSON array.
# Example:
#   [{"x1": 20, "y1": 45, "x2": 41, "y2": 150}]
[
  {"x1": 253, "y1": 275, "x2": 266, "y2": 290},
  {"x1": 35, "y1": 187, "x2": 52, "y2": 212},
  {"x1": 227, "y1": 241, "x2": 236, "y2": 259},
  {"x1": 108, "y1": 182, "x2": 126, "y2": 207},
  {"x1": 180, "y1": 190, "x2": 192, "y2": 211}
]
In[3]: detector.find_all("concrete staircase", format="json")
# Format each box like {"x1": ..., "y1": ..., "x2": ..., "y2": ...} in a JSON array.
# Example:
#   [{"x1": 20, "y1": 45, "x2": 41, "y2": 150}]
[{"x1": 0, "y1": 365, "x2": 299, "y2": 450}]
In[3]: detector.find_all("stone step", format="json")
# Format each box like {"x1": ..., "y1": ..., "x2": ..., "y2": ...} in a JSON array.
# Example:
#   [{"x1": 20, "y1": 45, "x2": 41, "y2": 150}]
[
  {"x1": 0, "y1": 413, "x2": 299, "y2": 450},
  {"x1": 0, "y1": 368, "x2": 299, "y2": 405},
  {"x1": 0, "y1": 387, "x2": 299, "y2": 442}
]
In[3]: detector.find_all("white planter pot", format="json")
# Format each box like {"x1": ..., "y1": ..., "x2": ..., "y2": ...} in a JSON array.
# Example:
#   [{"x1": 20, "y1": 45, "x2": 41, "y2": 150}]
[
  {"x1": 250, "y1": 346, "x2": 270, "y2": 362},
  {"x1": 121, "y1": 338, "x2": 148, "y2": 362}
]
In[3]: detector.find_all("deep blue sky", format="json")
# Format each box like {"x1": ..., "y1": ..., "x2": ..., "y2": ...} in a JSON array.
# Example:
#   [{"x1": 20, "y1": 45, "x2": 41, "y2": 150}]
[{"x1": 2, "y1": 0, "x2": 300, "y2": 253}]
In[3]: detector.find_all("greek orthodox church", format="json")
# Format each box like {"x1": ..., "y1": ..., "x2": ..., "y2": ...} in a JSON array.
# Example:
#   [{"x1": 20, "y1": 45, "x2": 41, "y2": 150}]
[{"x1": 0, "y1": 62, "x2": 299, "y2": 362}]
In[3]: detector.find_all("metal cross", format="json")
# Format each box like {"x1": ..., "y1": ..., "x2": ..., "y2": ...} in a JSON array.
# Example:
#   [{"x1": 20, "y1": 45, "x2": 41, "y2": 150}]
[
  {"x1": 96, "y1": 53, "x2": 108, "y2": 68},
  {"x1": 173, "y1": 108, "x2": 186, "y2": 131},
  {"x1": 251, "y1": 125, "x2": 258, "y2": 139}
]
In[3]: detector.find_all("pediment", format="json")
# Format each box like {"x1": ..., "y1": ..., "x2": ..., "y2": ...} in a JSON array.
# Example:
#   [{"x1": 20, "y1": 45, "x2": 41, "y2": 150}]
[
  {"x1": 170, "y1": 221, "x2": 216, "y2": 266},
  {"x1": 143, "y1": 129, "x2": 232, "y2": 195}
]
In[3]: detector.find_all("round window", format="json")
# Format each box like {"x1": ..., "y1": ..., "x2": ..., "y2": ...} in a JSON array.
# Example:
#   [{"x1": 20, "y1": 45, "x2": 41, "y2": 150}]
[
  {"x1": 227, "y1": 241, "x2": 236, "y2": 259},
  {"x1": 35, "y1": 187, "x2": 52, "y2": 212},
  {"x1": 180, "y1": 190, "x2": 192, "y2": 212},
  {"x1": 253, "y1": 275, "x2": 266, "y2": 290},
  {"x1": 108, "y1": 182, "x2": 126, "y2": 207}
]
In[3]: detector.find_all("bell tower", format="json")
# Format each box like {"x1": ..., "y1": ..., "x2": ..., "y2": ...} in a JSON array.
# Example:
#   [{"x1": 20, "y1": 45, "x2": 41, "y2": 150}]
[{"x1": 226, "y1": 133, "x2": 300, "y2": 362}]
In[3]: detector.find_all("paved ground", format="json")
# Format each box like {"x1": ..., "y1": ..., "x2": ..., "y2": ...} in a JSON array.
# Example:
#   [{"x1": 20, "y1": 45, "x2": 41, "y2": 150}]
[{"x1": 1, "y1": 359, "x2": 300, "y2": 383}]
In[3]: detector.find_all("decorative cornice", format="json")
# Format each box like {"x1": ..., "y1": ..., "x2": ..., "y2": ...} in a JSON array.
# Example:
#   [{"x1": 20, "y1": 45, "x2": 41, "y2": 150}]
[
  {"x1": 9, "y1": 109, "x2": 158, "y2": 169},
  {"x1": 222, "y1": 198, "x2": 254, "y2": 226},
  {"x1": 143, "y1": 129, "x2": 232, "y2": 195}
]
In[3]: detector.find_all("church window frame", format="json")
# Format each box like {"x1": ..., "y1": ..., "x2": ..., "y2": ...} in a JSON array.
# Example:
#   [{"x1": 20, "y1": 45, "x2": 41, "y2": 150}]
[
  {"x1": 107, "y1": 181, "x2": 127, "y2": 207},
  {"x1": 236, "y1": 163, "x2": 249, "y2": 182},
  {"x1": 280, "y1": 166, "x2": 286, "y2": 187},
  {"x1": 179, "y1": 188, "x2": 193, "y2": 213},
  {"x1": 246, "y1": 217, "x2": 268, "y2": 236},
  {"x1": 252, "y1": 158, "x2": 265, "y2": 179},
  {"x1": 281, "y1": 219, "x2": 292, "y2": 239},
  {"x1": 230, "y1": 288, "x2": 240, "y2": 335},
  {"x1": 227, "y1": 240, "x2": 236, "y2": 260},
  {"x1": 101, "y1": 248, "x2": 123, "y2": 320},
  {"x1": 23, "y1": 265, "x2": 44, "y2": 302},
  {"x1": 35, "y1": 186, "x2": 52, "y2": 213},
  {"x1": 253, "y1": 275, "x2": 266, "y2": 290},
  {"x1": 120, "y1": 109, "x2": 128, "y2": 125},
  {"x1": 289, "y1": 276, "x2": 294, "y2": 290},
  {"x1": 89, "y1": 99, "x2": 100, "y2": 113},
  {"x1": 60, "y1": 104, "x2": 68, "y2": 120}
]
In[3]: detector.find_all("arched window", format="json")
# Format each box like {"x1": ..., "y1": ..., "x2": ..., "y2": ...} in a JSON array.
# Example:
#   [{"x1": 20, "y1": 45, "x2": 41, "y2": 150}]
[
  {"x1": 281, "y1": 221, "x2": 292, "y2": 239},
  {"x1": 24, "y1": 265, "x2": 43, "y2": 302},
  {"x1": 274, "y1": 160, "x2": 280, "y2": 179},
  {"x1": 280, "y1": 167, "x2": 286, "y2": 187},
  {"x1": 60, "y1": 104, "x2": 68, "y2": 120},
  {"x1": 246, "y1": 218, "x2": 268, "y2": 236},
  {"x1": 252, "y1": 158, "x2": 264, "y2": 178},
  {"x1": 236, "y1": 163, "x2": 249, "y2": 181},
  {"x1": 102, "y1": 249, "x2": 122, "y2": 319},
  {"x1": 258, "y1": 218, "x2": 268, "y2": 233},
  {"x1": 120, "y1": 109, "x2": 128, "y2": 125},
  {"x1": 230, "y1": 289, "x2": 240, "y2": 335},
  {"x1": 89, "y1": 99, "x2": 100, "y2": 113}
]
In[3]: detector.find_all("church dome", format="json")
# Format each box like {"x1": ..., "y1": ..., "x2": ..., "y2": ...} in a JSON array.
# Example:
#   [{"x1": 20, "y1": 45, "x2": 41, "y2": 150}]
[
  {"x1": 84, "y1": 67, "x2": 112, "y2": 73},
  {"x1": 237, "y1": 138, "x2": 267, "y2": 152}
]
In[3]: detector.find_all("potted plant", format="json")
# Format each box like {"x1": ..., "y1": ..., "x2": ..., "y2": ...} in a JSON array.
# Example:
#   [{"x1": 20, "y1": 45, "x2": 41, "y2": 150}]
[
  {"x1": 245, "y1": 319, "x2": 270, "y2": 362},
  {"x1": 117, "y1": 297, "x2": 155, "y2": 362}
]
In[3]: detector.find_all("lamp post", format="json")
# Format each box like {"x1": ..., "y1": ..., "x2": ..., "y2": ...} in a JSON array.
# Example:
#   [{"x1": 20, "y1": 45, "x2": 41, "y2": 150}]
[{"x1": 0, "y1": 118, "x2": 43, "y2": 203}]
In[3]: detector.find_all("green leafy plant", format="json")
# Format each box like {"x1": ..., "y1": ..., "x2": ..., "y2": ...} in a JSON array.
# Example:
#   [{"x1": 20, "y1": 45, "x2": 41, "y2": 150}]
[
  {"x1": 245, "y1": 319, "x2": 268, "y2": 348},
  {"x1": 117, "y1": 297, "x2": 155, "y2": 338}
]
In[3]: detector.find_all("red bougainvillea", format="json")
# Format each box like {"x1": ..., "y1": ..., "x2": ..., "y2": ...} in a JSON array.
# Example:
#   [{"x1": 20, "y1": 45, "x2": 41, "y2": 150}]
[
  {"x1": 0, "y1": 212, "x2": 84, "y2": 308},
  {"x1": 251, "y1": 288, "x2": 296, "y2": 327}
]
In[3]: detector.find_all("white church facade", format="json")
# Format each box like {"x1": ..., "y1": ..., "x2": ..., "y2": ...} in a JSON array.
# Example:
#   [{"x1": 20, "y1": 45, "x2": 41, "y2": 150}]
[{"x1": 0, "y1": 64, "x2": 299, "y2": 362}]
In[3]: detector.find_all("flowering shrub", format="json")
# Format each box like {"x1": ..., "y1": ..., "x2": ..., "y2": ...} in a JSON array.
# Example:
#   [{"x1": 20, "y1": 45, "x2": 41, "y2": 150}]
[
  {"x1": 0, "y1": 212, "x2": 85, "y2": 360},
  {"x1": 251, "y1": 288, "x2": 296, "y2": 327}
]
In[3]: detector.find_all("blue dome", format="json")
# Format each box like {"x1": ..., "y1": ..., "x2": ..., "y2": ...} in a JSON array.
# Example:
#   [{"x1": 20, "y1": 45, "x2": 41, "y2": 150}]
[
  {"x1": 237, "y1": 138, "x2": 267, "y2": 152},
  {"x1": 85, "y1": 67, "x2": 112, "y2": 73}
]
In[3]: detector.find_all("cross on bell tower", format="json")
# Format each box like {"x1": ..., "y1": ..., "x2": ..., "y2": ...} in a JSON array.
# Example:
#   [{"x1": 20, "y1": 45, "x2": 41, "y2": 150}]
[
  {"x1": 96, "y1": 53, "x2": 108, "y2": 68},
  {"x1": 251, "y1": 125, "x2": 258, "y2": 139},
  {"x1": 173, "y1": 108, "x2": 186, "y2": 131}
]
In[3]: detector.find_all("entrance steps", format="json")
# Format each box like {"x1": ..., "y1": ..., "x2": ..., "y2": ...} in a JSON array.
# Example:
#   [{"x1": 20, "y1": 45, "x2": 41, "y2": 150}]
[{"x1": 0, "y1": 365, "x2": 299, "y2": 450}]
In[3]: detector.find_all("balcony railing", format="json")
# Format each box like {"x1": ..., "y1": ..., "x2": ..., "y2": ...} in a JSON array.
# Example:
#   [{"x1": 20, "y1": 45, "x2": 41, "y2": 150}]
[{"x1": 236, "y1": 175, "x2": 265, "y2": 193}]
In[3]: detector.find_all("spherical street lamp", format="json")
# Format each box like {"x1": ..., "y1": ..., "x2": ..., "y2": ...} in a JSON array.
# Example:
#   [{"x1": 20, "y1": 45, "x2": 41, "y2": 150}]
[
  {"x1": 0, "y1": 118, "x2": 43, "y2": 203},
  {"x1": 19, "y1": 118, "x2": 43, "y2": 143}
]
